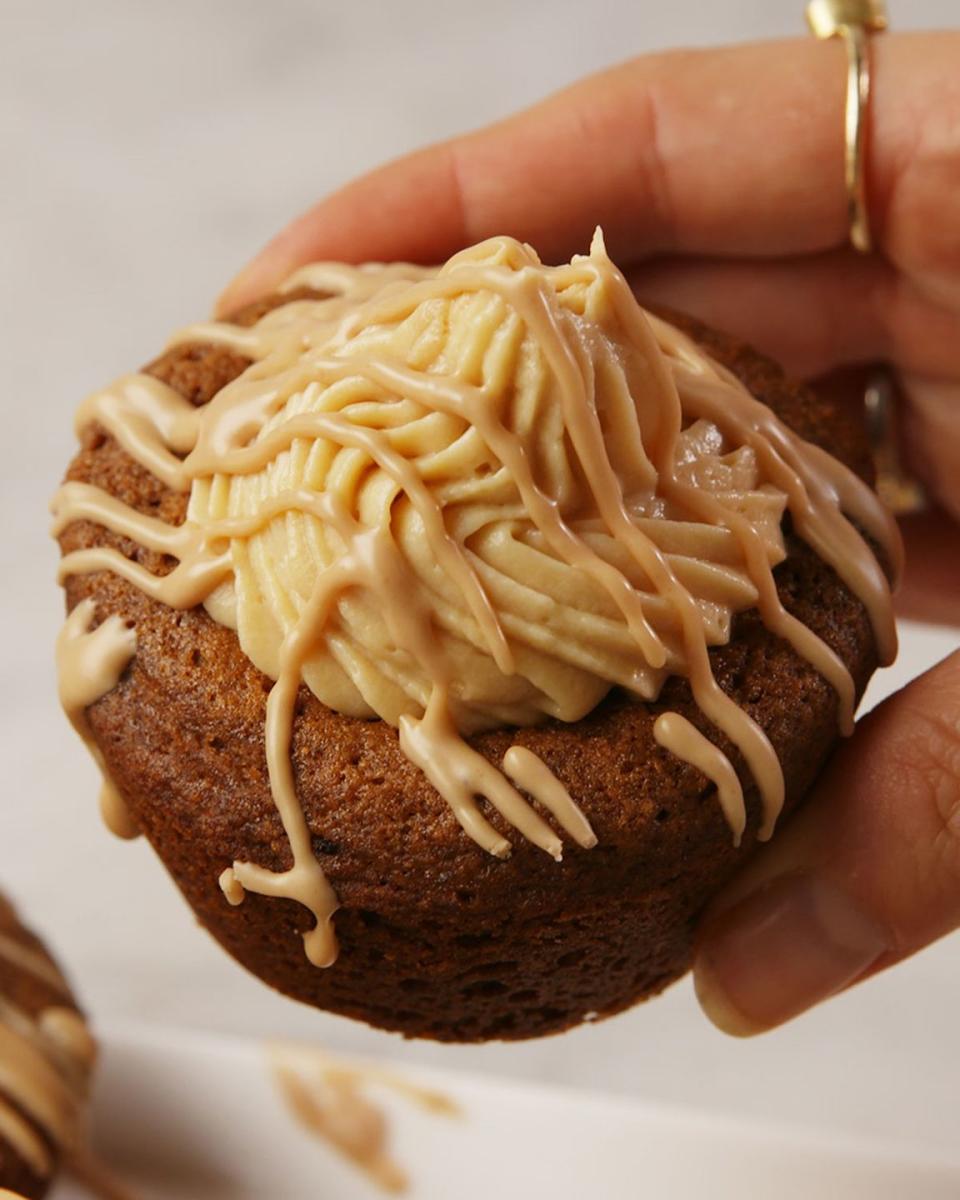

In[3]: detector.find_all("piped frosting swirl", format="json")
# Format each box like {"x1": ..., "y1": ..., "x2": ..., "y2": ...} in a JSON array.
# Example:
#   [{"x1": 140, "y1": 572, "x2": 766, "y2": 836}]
[{"x1": 189, "y1": 245, "x2": 789, "y2": 734}]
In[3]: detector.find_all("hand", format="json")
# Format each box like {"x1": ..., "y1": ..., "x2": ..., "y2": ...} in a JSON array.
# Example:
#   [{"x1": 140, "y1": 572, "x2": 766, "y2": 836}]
[{"x1": 217, "y1": 33, "x2": 960, "y2": 1034}]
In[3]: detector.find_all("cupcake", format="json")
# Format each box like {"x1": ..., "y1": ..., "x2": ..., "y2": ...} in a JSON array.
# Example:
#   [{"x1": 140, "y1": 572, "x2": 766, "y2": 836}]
[
  {"x1": 52, "y1": 234, "x2": 898, "y2": 1040},
  {"x1": 0, "y1": 891, "x2": 96, "y2": 1198}
]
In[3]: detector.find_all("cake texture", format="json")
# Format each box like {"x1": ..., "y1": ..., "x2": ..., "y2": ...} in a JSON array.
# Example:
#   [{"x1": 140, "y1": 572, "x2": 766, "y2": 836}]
[
  {"x1": 53, "y1": 237, "x2": 896, "y2": 1041},
  {"x1": 0, "y1": 893, "x2": 95, "y2": 1198}
]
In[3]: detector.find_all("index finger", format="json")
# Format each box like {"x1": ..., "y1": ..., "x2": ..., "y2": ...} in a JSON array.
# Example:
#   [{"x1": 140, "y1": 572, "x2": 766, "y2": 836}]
[{"x1": 216, "y1": 32, "x2": 955, "y2": 314}]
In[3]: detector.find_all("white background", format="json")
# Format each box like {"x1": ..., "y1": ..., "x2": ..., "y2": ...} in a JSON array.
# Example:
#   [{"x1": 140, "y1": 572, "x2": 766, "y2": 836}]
[{"x1": 3, "y1": 0, "x2": 958, "y2": 1163}]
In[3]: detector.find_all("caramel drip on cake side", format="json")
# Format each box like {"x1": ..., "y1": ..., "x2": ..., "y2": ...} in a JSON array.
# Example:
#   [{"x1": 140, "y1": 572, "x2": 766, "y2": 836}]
[
  {"x1": 55, "y1": 600, "x2": 139, "y2": 839},
  {"x1": 0, "y1": 897, "x2": 96, "y2": 1183},
  {"x1": 653, "y1": 713, "x2": 747, "y2": 845},
  {"x1": 52, "y1": 232, "x2": 899, "y2": 970}
]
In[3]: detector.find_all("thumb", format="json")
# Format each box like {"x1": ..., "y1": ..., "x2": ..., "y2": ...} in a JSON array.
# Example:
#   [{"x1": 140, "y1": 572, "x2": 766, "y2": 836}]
[{"x1": 693, "y1": 649, "x2": 960, "y2": 1036}]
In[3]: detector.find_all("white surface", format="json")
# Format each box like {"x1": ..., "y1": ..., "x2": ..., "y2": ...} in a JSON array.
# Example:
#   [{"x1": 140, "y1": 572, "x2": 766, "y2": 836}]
[
  {"x1": 53, "y1": 1025, "x2": 960, "y2": 1200},
  {"x1": 2, "y1": 0, "x2": 959, "y2": 1174}
]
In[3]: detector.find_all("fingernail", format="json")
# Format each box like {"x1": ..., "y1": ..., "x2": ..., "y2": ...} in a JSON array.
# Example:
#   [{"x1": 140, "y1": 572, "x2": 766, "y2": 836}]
[{"x1": 693, "y1": 872, "x2": 889, "y2": 1036}]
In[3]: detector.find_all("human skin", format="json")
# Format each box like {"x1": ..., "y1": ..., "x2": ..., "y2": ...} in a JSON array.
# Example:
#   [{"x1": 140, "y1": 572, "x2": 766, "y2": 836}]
[{"x1": 216, "y1": 32, "x2": 960, "y2": 1035}]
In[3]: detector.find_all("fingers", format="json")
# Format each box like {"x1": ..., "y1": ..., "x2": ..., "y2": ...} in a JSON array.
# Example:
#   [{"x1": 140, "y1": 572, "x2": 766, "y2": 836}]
[
  {"x1": 693, "y1": 650, "x2": 960, "y2": 1036},
  {"x1": 216, "y1": 31, "x2": 960, "y2": 317},
  {"x1": 215, "y1": 38, "x2": 843, "y2": 313},
  {"x1": 895, "y1": 510, "x2": 960, "y2": 626},
  {"x1": 632, "y1": 251, "x2": 960, "y2": 381},
  {"x1": 900, "y1": 373, "x2": 960, "y2": 523}
]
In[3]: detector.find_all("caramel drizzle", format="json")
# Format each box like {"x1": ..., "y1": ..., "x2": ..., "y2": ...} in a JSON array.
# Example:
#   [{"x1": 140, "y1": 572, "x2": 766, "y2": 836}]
[
  {"x1": 654, "y1": 712, "x2": 746, "y2": 845},
  {"x1": 649, "y1": 313, "x2": 899, "y2": 673},
  {"x1": 270, "y1": 1042, "x2": 458, "y2": 1194},
  {"x1": 54, "y1": 600, "x2": 139, "y2": 839},
  {"x1": 52, "y1": 233, "x2": 899, "y2": 970}
]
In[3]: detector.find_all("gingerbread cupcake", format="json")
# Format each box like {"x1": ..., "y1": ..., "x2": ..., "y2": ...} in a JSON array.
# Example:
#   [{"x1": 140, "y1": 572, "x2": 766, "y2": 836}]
[
  {"x1": 0, "y1": 891, "x2": 96, "y2": 1198},
  {"x1": 52, "y1": 234, "x2": 898, "y2": 1040}
]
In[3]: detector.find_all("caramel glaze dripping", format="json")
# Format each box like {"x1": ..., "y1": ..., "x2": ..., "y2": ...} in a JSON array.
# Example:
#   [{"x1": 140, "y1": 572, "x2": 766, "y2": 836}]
[
  {"x1": 55, "y1": 600, "x2": 139, "y2": 839},
  {"x1": 269, "y1": 1041, "x2": 458, "y2": 1194},
  {"x1": 51, "y1": 232, "x2": 900, "y2": 970},
  {"x1": 653, "y1": 712, "x2": 747, "y2": 846}
]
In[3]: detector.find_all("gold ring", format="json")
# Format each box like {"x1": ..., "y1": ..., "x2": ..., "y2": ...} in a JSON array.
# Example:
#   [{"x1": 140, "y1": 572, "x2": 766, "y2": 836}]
[
  {"x1": 806, "y1": 7, "x2": 925, "y2": 516},
  {"x1": 806, "y1": 1, "x2": 888, "y2": 253}
]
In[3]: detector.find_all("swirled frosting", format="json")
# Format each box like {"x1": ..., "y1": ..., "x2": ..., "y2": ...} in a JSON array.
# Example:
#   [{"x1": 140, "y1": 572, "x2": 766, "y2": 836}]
[
  {"x1": 190, "y1": 237, "x2": 788, "y2": 732},
  {"x1": 52, "y1": 232, "x2": 900, "y2": 969}
]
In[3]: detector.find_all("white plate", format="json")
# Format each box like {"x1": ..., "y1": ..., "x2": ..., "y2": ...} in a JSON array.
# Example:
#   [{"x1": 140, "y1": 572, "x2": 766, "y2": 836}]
[{"x1": 50, "y1": 1024, "x2": 960, "y2": 1200}]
